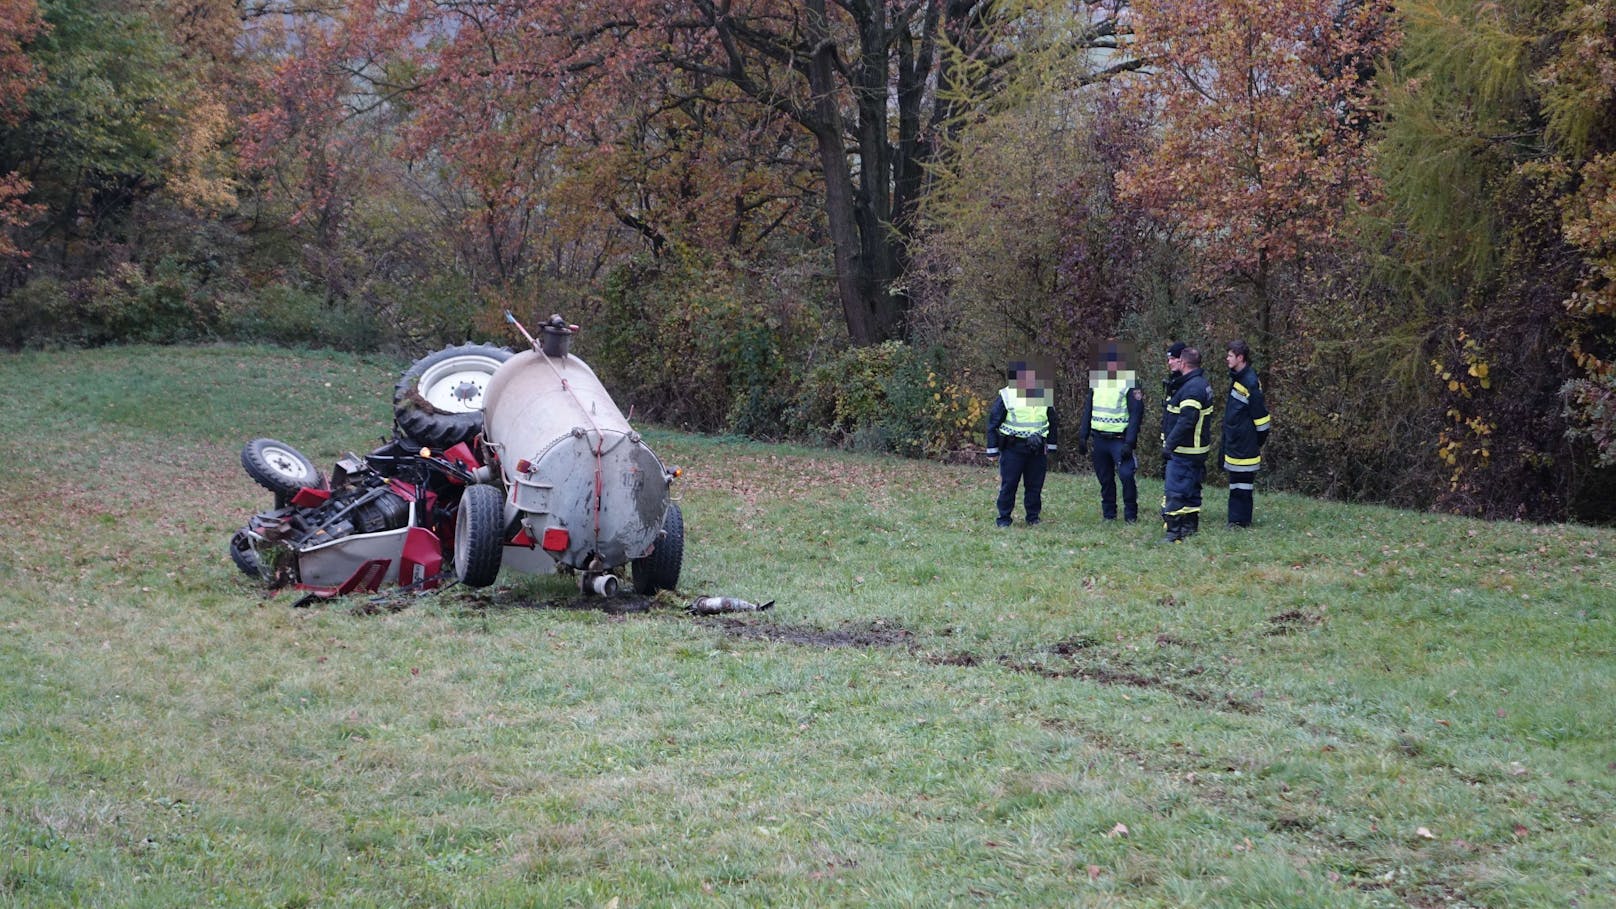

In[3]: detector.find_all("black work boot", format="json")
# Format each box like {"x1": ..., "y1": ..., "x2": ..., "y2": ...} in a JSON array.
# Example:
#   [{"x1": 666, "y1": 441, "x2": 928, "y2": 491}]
[
  {"x1": 1160, "y1": 516, "x2": 1182, "y2": 544},
  {"x1": 1183, "y1": 513, "x2": 1200, "y2": 538}
]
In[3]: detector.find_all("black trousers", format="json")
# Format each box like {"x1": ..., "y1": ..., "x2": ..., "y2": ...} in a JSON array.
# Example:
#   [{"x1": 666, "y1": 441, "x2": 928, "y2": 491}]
[
  {"x1": 1090, "y1": 435, "x2": 1138, "y2": 520},
  {"x1": 997, "y1": 448, "x2": 1047, "y2": 522},
  {"x1": 1226, "y1": 467, "x2": 1257, "y2": 525},
  {"x1": 1162, "y1": 454, "x2": 1206, "y2": 523}
]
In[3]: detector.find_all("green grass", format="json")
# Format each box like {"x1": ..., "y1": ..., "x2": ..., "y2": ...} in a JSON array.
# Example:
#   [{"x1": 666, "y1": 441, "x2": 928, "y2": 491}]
[{"x1": 1, "y1": 344, "x2": 1612, "y2": 907}]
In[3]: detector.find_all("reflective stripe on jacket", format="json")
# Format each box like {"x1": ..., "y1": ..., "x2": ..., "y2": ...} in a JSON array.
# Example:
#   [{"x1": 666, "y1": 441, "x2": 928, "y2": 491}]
[
  {"x1": 1160, "y1": 371, "x2": 1185, "y2": 447},
  {"x1": 1163, "y1": 368, "x2": 1214, "y2": 457},
  {"x1": 1222, "y1": 363, "x2": 1270, "y2": 470}
]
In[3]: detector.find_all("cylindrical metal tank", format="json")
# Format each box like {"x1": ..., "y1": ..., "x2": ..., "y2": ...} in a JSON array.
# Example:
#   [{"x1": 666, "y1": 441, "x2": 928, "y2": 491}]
[{"x1": 479, "y1": 349, "x2": 669, "y2": 570}]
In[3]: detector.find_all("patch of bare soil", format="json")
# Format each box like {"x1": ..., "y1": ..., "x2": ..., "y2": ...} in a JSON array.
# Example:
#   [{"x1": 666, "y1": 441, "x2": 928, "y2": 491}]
[
  {"x1": 511, "y1": 594, "x2": 660, "y2": 615},
  {"x1": 703, "y1": 618, "x2": 916, "y2": 648},
  {"x1": 1264, "y1": 609, "x2": 1325, "y2": 635},
  {"x1": 964, "y1": 646, "x2": 1259, "y2": 715}
]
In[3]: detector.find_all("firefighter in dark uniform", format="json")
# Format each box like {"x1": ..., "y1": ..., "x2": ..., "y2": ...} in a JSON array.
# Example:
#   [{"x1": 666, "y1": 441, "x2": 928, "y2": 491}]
[
  {"x1": 1161, "y1": 347, "x2": 1213, "y2": 542},
  {"x1": 1078, "y1": 341, "x2": 1144, "y2": 522},
  {"x1": 1222, "y1": 339, "x2": 1272, "y2": 528},
  {"x1": 986, "y1": 361, "x2": 1058, "y2": 526},
  {"x1": 1159, "y1": 342, "x2": 1187, "y2": 479}
]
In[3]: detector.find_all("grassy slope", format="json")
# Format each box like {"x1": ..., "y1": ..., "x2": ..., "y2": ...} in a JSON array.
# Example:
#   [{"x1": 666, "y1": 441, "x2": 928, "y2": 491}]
[{"x1": 0, "y1": 345, "x2": 1611, "y2": 908}]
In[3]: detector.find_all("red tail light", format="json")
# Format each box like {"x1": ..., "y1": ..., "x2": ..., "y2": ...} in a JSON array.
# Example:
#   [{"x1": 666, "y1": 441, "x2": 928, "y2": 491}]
[{"x1": 540, "y1": 528, "x2": 569, "y2": 553}]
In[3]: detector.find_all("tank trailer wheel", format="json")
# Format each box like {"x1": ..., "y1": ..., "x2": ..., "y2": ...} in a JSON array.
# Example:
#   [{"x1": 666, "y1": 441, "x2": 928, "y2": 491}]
[
  {"x1": 454, "y1": 483, "x2": 505, "y2": 588},
  {"x1": 632, "y1": 502, "x2": 684, "y2": 595}
]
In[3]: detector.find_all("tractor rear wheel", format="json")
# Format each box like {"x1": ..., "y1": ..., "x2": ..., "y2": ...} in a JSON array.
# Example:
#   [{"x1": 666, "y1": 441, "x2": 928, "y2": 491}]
[{"x1": 394, "y1": 344, "x2": 512, "y2": 450}]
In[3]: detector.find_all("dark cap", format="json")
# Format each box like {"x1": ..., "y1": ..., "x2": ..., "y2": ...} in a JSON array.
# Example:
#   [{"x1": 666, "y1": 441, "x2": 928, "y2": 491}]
[{"x1": 1166, "y1": 342, "x2": 1187, "y2": 359}]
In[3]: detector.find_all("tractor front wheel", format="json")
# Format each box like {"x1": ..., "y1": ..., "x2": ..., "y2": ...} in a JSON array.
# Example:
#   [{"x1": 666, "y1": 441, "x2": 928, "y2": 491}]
[
  {"x1": 241, "y1": 438, "x2": 323, "y2": 499},
  {"x1": 454, "y1": 484, "x2": 505, "y2": 588}
]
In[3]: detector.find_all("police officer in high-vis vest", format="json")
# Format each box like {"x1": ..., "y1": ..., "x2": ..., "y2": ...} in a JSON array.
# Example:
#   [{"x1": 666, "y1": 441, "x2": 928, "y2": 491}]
[
  {"x1": 1222, "y1": 339, "x2": 1271, "y2": 528},
  {"x1": 1078, "y1": 341, "x2": 1144, "y2": 522},
  {"x1": 986, "y1": 361, "x2": 1058, "y2": 527},
  {"x1": 1161, "y1": 347, "x2": 1214, "y2": 542}
]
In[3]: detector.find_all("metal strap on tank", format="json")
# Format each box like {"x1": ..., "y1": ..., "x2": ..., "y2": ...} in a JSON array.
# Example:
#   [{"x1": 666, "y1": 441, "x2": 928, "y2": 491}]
[
  {"x1": 504, "y1": 310, "x2": 608, "y2": 554},
  {"x1": 536, "y1": 346, "x2": 606, "y2": 551}
]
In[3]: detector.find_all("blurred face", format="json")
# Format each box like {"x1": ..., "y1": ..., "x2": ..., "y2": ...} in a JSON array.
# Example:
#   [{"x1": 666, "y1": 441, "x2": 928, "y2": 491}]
[
  {"x1": 1226, "y1": 349, "x2": 1242, "y2": 370},
  {"x1": 1168, "y1": 353, "x2": 1182, "y2": 374}
]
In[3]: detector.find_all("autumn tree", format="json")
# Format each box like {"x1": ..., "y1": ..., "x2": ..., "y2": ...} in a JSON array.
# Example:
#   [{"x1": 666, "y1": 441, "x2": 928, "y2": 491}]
[
  {"x1": 248, "y1": 0, "x2": 1133, "y2": 345},
  {"x1": 911, "y1": 0, "x2": 1149, "y2": 392},
  {"x1": 0, "y1": 0, "x2": 43, "y2": 263},
  {"x1": 1363, "y1": 0, "x2": 1616, "y2": 517},
  {"x1": 1545, "y1": 1, "x2": 1616, "y2": 471},
  {"x1": 0, "y1": 0, "x2": 232, "y2": 268},
  {"x1": 1116, "y1": 0, "x2": 1393, "y2": 345}
]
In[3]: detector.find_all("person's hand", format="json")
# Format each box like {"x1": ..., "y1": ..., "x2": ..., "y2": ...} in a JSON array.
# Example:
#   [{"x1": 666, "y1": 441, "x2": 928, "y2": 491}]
[
  {"x1": 1121, "y1": 447, "x2": 1132, "y2": 460},
  {"x1": 1077, "y1": 443, "x2": 1088, "y2": 456}
]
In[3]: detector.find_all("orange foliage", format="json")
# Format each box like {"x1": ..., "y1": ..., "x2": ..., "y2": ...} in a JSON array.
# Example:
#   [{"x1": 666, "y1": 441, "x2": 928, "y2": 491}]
[
  {"x1": 0, "y1": 0, "x2": 43, "y2": 258},
  {"x1": 1116, "y1": 0, "x2": 1395, "y2": 292},
  {"x1": 0, "y1": 0, "x2": 42, "y2": 124}
]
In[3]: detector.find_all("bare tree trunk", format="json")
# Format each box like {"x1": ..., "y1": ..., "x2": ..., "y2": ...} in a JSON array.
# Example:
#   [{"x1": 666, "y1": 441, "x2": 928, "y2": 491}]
[{"x1": 805, "y1": 0, "x2": 880, "y2": 344}]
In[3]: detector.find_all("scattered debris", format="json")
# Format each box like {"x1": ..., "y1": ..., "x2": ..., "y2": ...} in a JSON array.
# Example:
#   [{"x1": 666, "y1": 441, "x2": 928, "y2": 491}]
[{"x1": 688, "y1": 595, "x2": 775, "y2": 615}]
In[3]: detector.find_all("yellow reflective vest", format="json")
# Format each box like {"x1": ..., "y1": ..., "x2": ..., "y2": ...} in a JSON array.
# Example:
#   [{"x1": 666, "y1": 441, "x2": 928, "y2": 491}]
[
  {"x1": 1089, "y1": 380, "x2": 1132, "y2": 434},
  {"x1": 998, "y1": 387, "x2": 1051, "y2": 438}
]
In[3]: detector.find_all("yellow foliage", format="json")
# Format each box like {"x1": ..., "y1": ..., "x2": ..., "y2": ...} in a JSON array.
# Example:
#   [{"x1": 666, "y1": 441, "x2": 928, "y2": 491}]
[{"x1": 166, "y1": 95, "x2": 238, "y2": 213}]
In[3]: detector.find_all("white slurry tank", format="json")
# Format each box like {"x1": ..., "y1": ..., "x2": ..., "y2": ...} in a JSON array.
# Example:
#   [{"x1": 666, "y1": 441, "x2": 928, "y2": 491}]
[{"x1": 454, "y1": 314, "x2": 684, "y2": 595}]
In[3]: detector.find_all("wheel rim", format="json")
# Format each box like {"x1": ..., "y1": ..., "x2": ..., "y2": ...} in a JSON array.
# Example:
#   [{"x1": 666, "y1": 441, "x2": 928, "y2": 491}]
[
  {"x1": 261, "y1": 445, "x2": 316, "y2": 483},
  {"x1": 417, "y1": 356, "x2": 505, "y2": 413}
]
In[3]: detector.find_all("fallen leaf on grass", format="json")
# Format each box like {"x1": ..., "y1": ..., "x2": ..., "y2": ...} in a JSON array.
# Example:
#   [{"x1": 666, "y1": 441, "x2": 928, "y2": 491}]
[
  {"x1": 1416, "y1": 827, "x2": 1435, "y2": 839},
  {"x1": 1087, "y1": 865, "x2": 1102, "y2": 881},
  {"x1": 1106, "y1": 823, "x2": 1129, "y2": 838}
]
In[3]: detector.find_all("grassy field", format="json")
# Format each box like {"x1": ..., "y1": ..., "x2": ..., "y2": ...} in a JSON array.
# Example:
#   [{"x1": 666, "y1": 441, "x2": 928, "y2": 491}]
[{"x1": 1, "y1": 344, "x2": 1612, "y2": 908}]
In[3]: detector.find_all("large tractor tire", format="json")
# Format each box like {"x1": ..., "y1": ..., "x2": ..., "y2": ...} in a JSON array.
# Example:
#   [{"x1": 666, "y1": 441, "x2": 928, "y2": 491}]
[
  {"x1": 454, "y1": 483, "x2": 506, "y2": 588},
  {"x1": 241, "y1": 438, "x2": 324, "y2": 499},
  {"x1": 393, "y1": 344, "x2": 513, "y2": 450},
  {"x1": 631, "y1": 503, "x2": 684, "y2": 595}
]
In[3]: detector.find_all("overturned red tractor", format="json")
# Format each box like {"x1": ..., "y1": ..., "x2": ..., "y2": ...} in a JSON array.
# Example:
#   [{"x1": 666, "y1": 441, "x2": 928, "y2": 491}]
[{"x1": 230, "y1": 316, "x2": 684, "y2": 598}]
